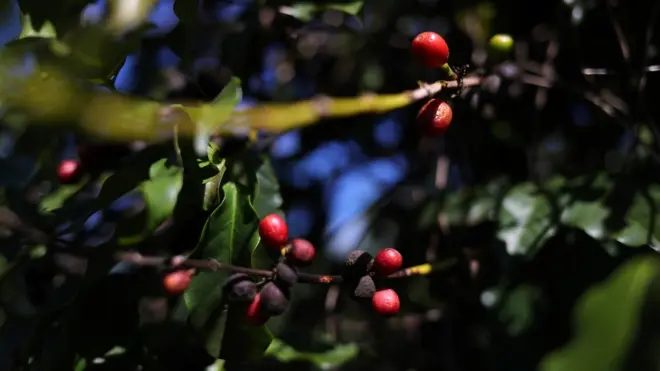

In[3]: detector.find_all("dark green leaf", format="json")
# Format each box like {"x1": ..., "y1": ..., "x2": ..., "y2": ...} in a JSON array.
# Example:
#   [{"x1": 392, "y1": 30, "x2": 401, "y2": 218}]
[
  {"x1": 173, "y1": 0, "x2": 199, "y2": 24},
  {"x1": 184, "y1": 182, "x2": 271, "y2": 359},
  {"x1": 140, "y1": 159, "x2": 183, "y2": 233},
  {"x1": 539, "y1": 256, "x2": 660, "y2": 371},
  {"x1": 496, "y1": 284, "x2": 542, "y2": 337},
  {"x1": 56, "y1": 145, "x2": 167, "y2": 222},
  {"x1": 496, "y1": 183, "x2": 557, "y2": 257}
]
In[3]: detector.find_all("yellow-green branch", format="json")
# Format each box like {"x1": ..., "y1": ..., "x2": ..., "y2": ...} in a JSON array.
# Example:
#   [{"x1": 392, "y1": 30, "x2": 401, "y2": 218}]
[{"x1": 0, "y1": 51, "x2": 481, "y2": 141}]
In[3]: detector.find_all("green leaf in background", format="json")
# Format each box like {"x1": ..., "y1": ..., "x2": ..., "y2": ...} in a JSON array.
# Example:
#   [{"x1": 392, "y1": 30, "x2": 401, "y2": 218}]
[
  {"x1": 560, "y1": 199, "x2": 610, "y2": 240},
  {"x1": 140, "y1": 159, "x2": 183, "y2": 233},
  {"x1": 496, "y1": 284, "x2": 542, "y2": 337},
  {"x1": 280, "y1": 1, "x2": 364, "y2": 22},
  {"x1": 497, "y1": 183, "x2": 557, "y2": 257},
  {"x1": 441, "y1": 179, "x2": 508, "y2": 226},
  {"x1": 264, "y1": 339, "x2": 359, "y2": 368},
  {"x1": 611, "y1": 185, "x2": 660, "y2": 248},
  {"x1": 19, "y1": 13, "x2": 56, "y2": 39},
  {"x1": 39, "y1": 183, "x2": 86, "y2": 213},
  {"x1": 18, "y1": 0, "x2": 93, "y2": 35},
  {"x1": 539, "y1": 256, "x2": 660, "y2": 371},
  {"x1": 184, "y1": 182, "x2": 271, "y2": 360}
]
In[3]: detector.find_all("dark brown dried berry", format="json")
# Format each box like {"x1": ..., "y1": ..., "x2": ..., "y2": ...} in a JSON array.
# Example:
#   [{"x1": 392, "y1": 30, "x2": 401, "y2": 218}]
[
  {"x1": 223, "y1": 273, "x2": 257, "y2": 302},
  {"x1": 260, "y1": 282, "x2": 290, "y2": 316},
  {"x1": 349, "y1": 275, "x2": 376, "y2": 302},
  {"x1": 343, "y1": 250, "x2": 374, "y2": 279},
  {"x1": 275, "y1": 262, "x2": 298, "y2": 286}
]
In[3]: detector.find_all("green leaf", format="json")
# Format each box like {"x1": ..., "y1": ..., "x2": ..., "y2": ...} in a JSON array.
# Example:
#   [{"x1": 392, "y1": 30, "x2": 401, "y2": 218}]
[
  {"x1": 184, "y1": 182, "x2": 271, "y2": 360},
  {"x1": 439, "y1": 177, "x2": 508, "y2": 227},
  {"x1": 496, "y1": 284, "x2": 542, "y2": 337},
  {"x1": 560, "y1": 200, "x2": 610, "y2": 241},
  {"x1": 252, "y1": 157, "x2": 283, "y2": 218},
  {"x1": 140, "y1": 159, "x2": 183, "y2": 233},
  {"x1": 40, "y1": 182, "x2": 87, "y2": 213},
  {"x1": 264, "y1": 339, "x2": 359, "y2": 368},
  {"x1": 19, "y1": 13, "x2": 57, "y2": 39},
  {"x1": 496, "y1": 183, "x2": 557, "y2": 257},
  {"x1": 611, "y1": 185, "x2": 660, "y2": 248},
  {"x1": 281, "y1": 1, "x2": 364, "y2": 22},
  {"x1": 199, "y1": 77, "x2": 242, "y2": 133},
  {"x1": 539, "y1": 256, "x2": 660, "y2": 371},
  {"x1": 18, "y1": 0, "x2": 93, "y2": 35}
]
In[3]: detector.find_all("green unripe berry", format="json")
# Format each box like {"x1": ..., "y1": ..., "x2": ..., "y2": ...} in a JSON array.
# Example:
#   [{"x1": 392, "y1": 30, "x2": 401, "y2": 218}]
[{"x1": 488, "y1": 34, "x2": 514, "y2": 58}]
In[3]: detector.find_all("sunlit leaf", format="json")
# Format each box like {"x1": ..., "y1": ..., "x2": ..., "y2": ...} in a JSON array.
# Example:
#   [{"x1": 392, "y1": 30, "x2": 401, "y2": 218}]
[
  {"x1": 539, "y1": 257, "x2": 660, "y2": 371},
  {"x1": 280, "y1": 1, "x2": 364, "y2": 22},
  {"x1": 106, "y1": 0, "x2": 158, "y2": 35},
  {"x1": 19, "y1": 13, "x2": 57, "y2": 39},
  {"x1": 561, "y1": 200, "x2": 610, "y2": 240},
  {"x1": 140, "y1": 159, "x2": 183, "y2": 233},
  {"x1": 611, "y1": 185, "x2": 660, "y2": 249},
  {"x1": 264, "y1": 339, "x2": 359, "y2": 368}
]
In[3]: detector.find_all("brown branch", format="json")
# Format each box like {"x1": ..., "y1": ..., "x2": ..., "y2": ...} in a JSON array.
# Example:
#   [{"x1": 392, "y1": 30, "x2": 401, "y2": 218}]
[
  {"x1": 407, "y1": 76, "x2": 482, "y2": 102},
  {"x1": 114, "y1": 251, "x2": 458, "y2": 284}
]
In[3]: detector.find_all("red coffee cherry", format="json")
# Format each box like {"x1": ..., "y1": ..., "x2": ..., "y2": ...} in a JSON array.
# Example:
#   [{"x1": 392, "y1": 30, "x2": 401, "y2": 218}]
[
  {"x1": 287, "y1": 238, "x2": 316, "y2": 267},
  {"x1": 372, "y1": 289, "x2": 400, "y2": 317},
  {"x1": 411, "y1": 31, "x2": 450, "y2": 68},
  {"x1": 163, "y1": 269, "x2": 193, "y2": 295},
  {"x1": 258, "y1": 214, "x2": 289, "y2": 249},
  {"x1": 57, "y1": 159, "x2": 83, "y2": 184},
  {"x1": 417, "y1": 99, "x2": 453, "y2": 135},
  {"x1": 246, "y1": 293, "x2": 269, "y2": 325},
  {"x1": 373, "y1": 248, "x2": 403, "y2": 276}
]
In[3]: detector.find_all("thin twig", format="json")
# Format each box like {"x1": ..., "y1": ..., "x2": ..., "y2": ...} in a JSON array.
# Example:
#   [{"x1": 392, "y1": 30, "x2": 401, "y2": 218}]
[
  {"x1": 114, "y1": 251, "x2": 458, "y2": 284},
  {"x1": 605, "y1": 0, "x2": 631, "y2": 62}
]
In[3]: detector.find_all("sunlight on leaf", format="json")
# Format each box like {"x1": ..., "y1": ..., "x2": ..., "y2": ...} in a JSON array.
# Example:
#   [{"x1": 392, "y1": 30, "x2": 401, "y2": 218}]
[
  {"x1": 140, "y1": 159, "x2": 183, "y2": 233},
  {"x1": 281, "y1": 1, "x2": 364, "y2": 22},
  {"x1": 106, "y1": 0, "x2": 158, "y2": 35},
  {"x1": 19, "y1": 13, "x2": 57, "y2": 39},
  {"x1": 561, "y1": 200, "x2": 610, "y2": 240},
  {"x1": 539, "y1": 256, "x2": 660, "y2": 371}
]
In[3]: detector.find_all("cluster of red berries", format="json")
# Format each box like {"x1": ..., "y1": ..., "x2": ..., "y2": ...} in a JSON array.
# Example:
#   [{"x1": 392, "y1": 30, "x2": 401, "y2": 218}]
[
  {"x1": 240, "y1": 213, "x2": 318, "y2": 324},
  {"x1": 343, "y1": 248, "x2": 403, "y2": 316},
  {"x1": 411, "y1": 31, "x2": 454, "y2": 136}
]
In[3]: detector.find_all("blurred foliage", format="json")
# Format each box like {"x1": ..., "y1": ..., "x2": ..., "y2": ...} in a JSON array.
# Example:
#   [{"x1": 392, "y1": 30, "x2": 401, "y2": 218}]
[{"x1": 0, "y1": 0, "x2": 659, "y2": 371}]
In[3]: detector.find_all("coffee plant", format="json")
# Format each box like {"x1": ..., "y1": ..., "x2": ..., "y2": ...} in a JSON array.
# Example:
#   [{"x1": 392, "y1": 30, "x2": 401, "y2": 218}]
[{"x1": 0, "y1": 0, "x2": 660, "y2": 371}]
